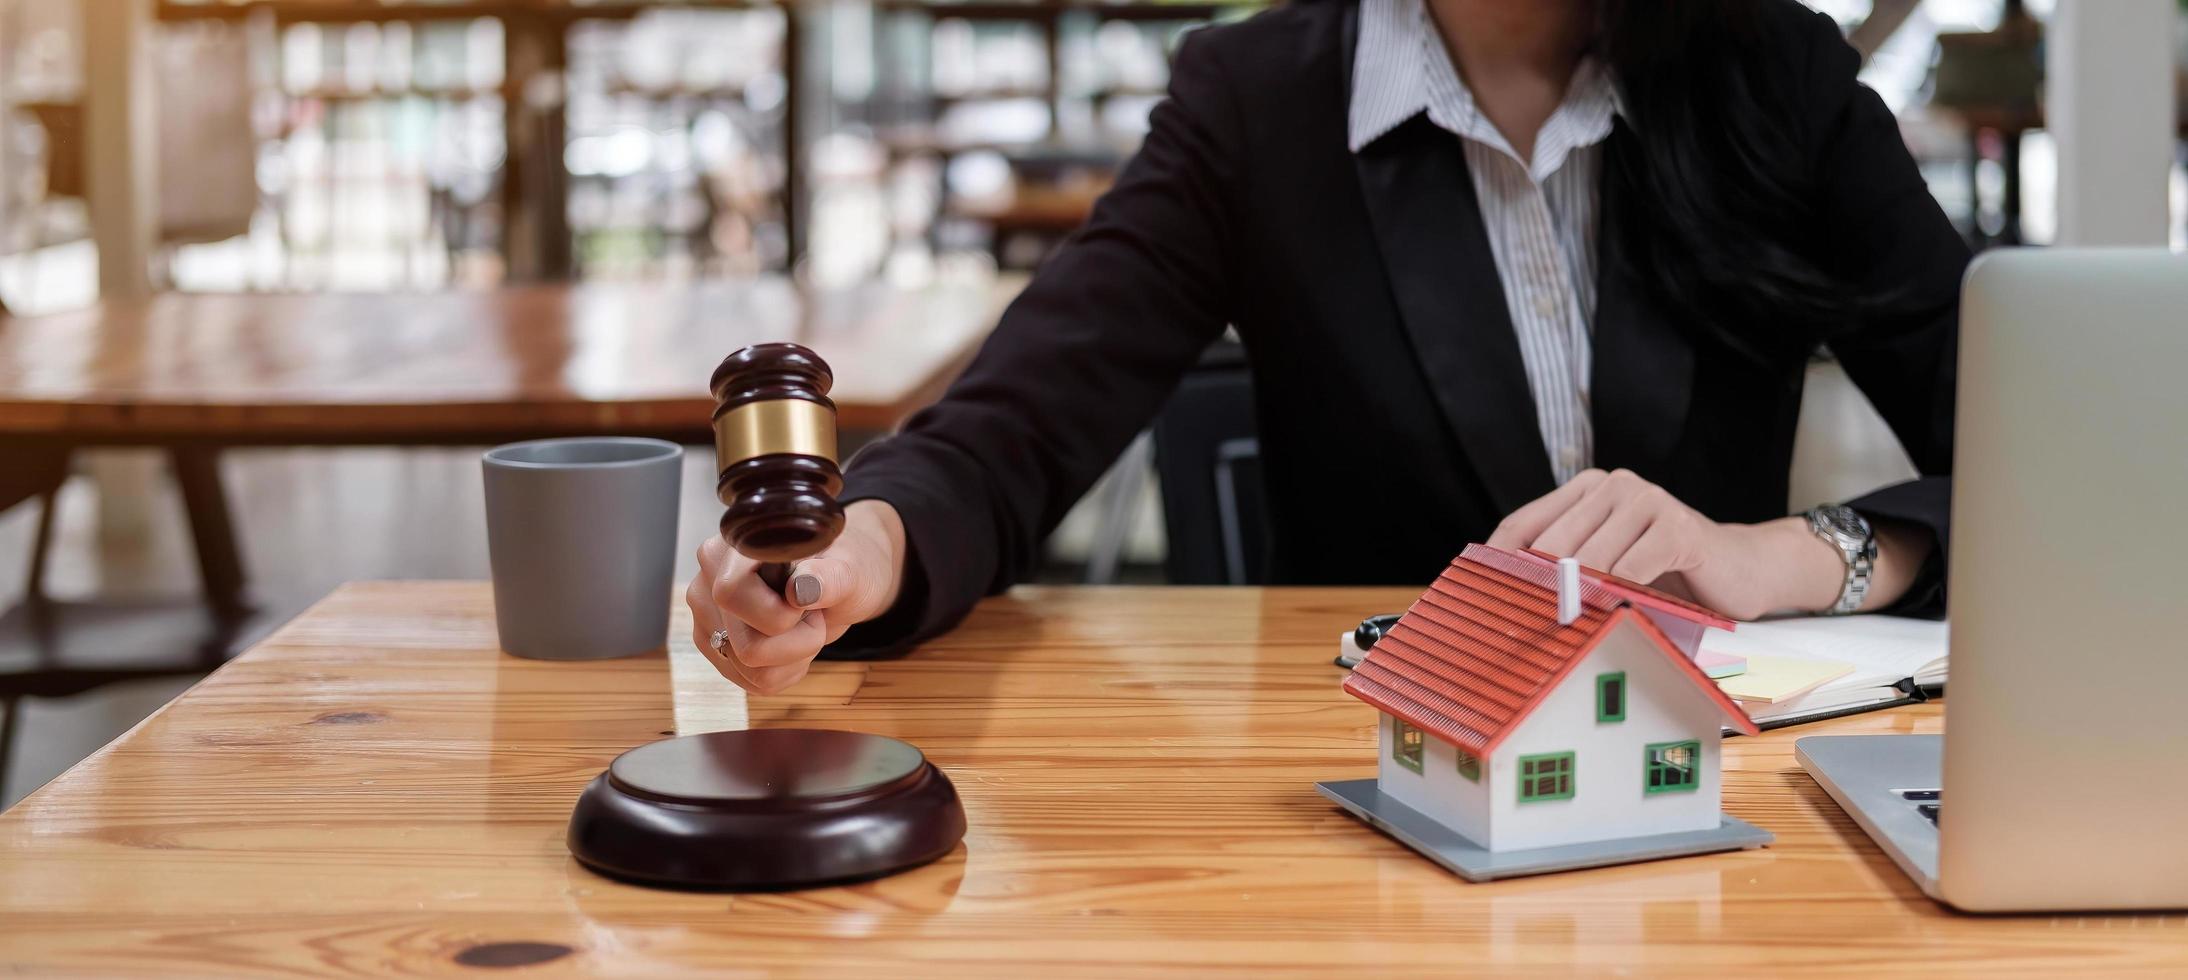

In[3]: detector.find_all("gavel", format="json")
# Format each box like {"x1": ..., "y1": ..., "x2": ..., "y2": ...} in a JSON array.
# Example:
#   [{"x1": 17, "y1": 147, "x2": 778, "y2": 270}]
[
  {"x1": 573, "y1": 344, "x2": 966, "y2": 893},
  {"x1": 709, "y1": 343, "x2": 847, "y2": 594}
]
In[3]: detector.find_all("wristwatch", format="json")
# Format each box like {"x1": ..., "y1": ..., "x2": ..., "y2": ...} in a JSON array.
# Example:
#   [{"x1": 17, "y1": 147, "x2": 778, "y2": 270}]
[{"x1": 1805, "y1": 504, "x2": 1878, "y2": 615}]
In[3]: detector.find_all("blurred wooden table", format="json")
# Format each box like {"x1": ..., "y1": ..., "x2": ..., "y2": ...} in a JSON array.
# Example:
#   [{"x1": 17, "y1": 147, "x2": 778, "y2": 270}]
[
  {"x1": 0, "y1": 275, "x2": 1015, "y2": 611},
  {"x1": 3, "y1": 583, "x2": 2178, "y2": 977},
  {"x1": 0, "y1": 277, "x2": 1014, "y2": 444}
]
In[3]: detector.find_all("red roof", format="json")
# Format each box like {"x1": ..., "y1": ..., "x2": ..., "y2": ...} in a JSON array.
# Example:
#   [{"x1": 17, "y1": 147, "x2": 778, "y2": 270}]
[
  {"x1": 1517, "y1": 548, "x2": 1736, "y2": 630},
  {"x1": 1342, "y1": 545, "x2": 1757, "y2": 757}
]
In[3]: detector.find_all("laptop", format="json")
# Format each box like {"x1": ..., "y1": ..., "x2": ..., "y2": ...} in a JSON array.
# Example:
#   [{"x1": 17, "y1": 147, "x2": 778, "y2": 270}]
[{"x1": 1797, "y1": 248, "x2": 2188, "y2": 913}]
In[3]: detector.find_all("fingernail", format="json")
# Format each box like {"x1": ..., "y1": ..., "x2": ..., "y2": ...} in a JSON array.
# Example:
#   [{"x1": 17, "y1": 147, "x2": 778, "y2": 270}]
[{"x1": 791, "y1": 573, "x2": 821, "y2": 607}]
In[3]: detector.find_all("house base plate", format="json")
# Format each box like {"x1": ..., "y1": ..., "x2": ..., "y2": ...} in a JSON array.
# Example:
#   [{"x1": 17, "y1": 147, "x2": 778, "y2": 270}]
[{"x1": 1315, "y1": 778, "x2": 1774, "y2": 882}]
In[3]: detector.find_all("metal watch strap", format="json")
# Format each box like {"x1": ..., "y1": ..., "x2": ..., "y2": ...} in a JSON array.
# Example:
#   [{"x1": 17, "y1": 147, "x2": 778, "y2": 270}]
[{"x1": 1807, "y1": 505, "x2": 1877, "y2": 615}]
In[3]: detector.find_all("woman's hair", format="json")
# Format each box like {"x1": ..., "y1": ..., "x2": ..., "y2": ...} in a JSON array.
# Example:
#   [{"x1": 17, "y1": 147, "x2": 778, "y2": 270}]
[{"x1": 1595, "y1": 0, "x2": 1853, "y2": 362}]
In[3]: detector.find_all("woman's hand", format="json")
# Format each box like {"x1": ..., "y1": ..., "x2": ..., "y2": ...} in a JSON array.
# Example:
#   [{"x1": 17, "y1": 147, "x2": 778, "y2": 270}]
[
  {"x1": 1486, "y1": 468, "x2": 1871, "y2": 620},
  {"x1": 685, "y1": 499, "x2": 908, "y2": 694}
]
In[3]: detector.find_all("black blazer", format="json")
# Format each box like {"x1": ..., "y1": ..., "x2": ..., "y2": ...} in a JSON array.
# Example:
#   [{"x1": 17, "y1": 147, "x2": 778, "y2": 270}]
[{"x1": 834, "y1": 0, "x2": 1965, "y2": 656}]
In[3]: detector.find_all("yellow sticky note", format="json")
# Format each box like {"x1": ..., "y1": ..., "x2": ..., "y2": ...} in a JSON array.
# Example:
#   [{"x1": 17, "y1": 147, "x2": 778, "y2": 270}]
[{"x1": 1715, "y1": 654, "x2": 1855, "y2": 704}]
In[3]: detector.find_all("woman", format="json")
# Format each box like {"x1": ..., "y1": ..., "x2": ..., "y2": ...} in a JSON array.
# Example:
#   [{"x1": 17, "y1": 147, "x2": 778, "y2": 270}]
[{"x1": 689, "y1": 0, "x2": 1965, "y2": 693}]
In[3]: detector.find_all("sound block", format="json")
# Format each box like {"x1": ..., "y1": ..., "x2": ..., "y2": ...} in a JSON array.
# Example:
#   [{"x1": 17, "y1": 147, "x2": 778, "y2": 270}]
[{"x1": 568, "y1": 728, "x2": 966, "y2": 890}]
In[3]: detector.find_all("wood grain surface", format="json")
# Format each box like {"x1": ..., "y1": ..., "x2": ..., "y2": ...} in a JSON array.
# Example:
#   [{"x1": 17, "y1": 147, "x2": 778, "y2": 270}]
[
  {"x1": 1, "y1": 583, "x2": 2181, "y2": 977},
  {"x1": 0, "y1": 275, "x2": 1018, "y2": 440}
]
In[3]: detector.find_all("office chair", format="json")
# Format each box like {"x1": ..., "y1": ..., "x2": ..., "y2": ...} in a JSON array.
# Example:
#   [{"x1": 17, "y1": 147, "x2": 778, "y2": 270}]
[{"x1": 1151, "y1": 339, "x2": 1272, "y2": 586}]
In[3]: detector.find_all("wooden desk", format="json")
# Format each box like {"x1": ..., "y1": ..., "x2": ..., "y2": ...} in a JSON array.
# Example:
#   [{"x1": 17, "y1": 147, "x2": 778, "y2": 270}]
[{"x1": 3, "y1": 583, "x2": 2178, "y2": 976}]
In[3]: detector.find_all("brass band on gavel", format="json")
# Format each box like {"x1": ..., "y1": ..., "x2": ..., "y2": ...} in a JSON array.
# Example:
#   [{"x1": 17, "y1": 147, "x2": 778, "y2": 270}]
[
  {"x1": 713, "y1": 398, "x2": 838, "y2": 470},
  {"x1": 708, "y1": 343, "x2": 847, "y2": 567}
]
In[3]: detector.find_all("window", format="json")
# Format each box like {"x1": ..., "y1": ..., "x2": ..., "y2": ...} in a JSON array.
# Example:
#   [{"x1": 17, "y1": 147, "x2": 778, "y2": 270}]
[
  {"x1": 1645, "y1": 741, "x2": 1701, "y2": 794},
  {"x1": 1455, "y1": 748, "x2": 1481, "y2": 782},
  {"x1": 1596, "y1": 672, "x2": 1626, "y2": 723},
  {"x1": 1519, "y1": 751, "x2": 1575, "y2": 802},
  {"x1": 1391, "y1": 718, "x2": 1424, "y2": 773}
]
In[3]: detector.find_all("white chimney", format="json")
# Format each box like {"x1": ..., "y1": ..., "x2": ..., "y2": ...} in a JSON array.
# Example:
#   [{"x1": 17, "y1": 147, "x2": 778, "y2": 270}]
[{"x1": 1557, "y1": 557, "x2": 1581, "y2": 626}]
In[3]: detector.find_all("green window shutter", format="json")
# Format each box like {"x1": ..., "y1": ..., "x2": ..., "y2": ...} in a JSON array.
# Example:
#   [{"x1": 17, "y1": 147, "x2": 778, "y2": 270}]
[
  {"x1": 1455, "y1": 748, "x2": 1481, "y2": 782},
  {"x1": 1644, "y1": 741, "x2": 1701, "y2": 794},
  {"x1": 1518, "y1": 751, "x2": 1576, "y2": 802},
  {"x1": 1596, "y1": 672, "x2": 1626, "y2": 723},
  {"x1": 1391, "y1": 717, "x2": 1424, "y2": 773}
]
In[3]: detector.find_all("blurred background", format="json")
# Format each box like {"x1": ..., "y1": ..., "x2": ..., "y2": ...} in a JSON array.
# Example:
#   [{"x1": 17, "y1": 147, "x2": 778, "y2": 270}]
[{"x1": 0, "y1": 0, "x2": 2182, "y2": 807}]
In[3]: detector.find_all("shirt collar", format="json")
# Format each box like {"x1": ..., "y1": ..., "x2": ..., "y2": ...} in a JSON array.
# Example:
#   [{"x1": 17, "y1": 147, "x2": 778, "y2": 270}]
[{"x1": 1349, "y1": 0, "x2": 1620, "y2": 178}]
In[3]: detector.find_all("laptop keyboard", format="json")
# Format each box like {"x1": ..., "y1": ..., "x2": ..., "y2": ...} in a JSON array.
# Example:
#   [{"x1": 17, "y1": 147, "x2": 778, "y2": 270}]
[{"x1": 1901, "y1": 789, "x2": 1941, "y2": 826}]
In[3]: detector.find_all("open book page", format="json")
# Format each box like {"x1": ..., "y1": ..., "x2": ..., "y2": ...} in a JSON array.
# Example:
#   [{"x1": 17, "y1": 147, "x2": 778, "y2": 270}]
[{"x1": 1702, "y1": 615, "x2": 1950, "y2": 693}]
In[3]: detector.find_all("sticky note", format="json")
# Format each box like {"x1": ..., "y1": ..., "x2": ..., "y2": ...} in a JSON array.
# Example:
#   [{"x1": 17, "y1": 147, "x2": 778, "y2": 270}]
[{"x1": 1715, "y1": 654, "x2": 1854, "y2": 704}]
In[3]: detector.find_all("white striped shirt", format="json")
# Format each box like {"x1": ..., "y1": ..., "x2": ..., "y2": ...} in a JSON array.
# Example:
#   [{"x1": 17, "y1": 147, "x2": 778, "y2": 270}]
[{"x1": 1349, "y1": 0, "x2": 1619, "y2": 485}]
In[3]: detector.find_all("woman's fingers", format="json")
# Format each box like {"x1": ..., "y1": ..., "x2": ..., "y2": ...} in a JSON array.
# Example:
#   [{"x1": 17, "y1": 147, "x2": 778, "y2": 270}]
[
  {"x1": 695, "y1": 565, "x2": 829, "y2": 690},
  {"x1": 1489, "y1": 467, "x2": 1796, "y2": 617},
  {"x1": 1490, "y1": 469, "x2": 1718, "y2": 596},
  {"x1": 697, "y1": 620, "x2": 765, "y2": 691},
  {"x1": 738, "y1": 660, "x2": 812, "y2": 695},
  {"x1": 1488, "y1": 468, "x2": 1606, "y2": 549},
  {"x1": 786, "y1": 557, "x2": 857, "y2": 611},
  {"x1": 1610, "y1": 521, "x2": 1689, "y2": 589},
  {"x1": 716, "y1": 553, "x2": 864, "y2": 639},
  {"x1": 687, "y1": 539, "x2": 785, "y2": 691},
  {"x1": 684, "y1": 573, "x2": 721, "y2": 656},
  {"x1": 702, "y1": 555, "x2": 853, "y2": 696},
  {"x1": 715, "y1": 560, "x2": 806, "y2": 637},
  {"x1": 732, "y1": 612, "x2": 830, "y2": 669},
  {"x1": 682, "y1": 501, "x2": 909, "y2": 693},
  {"x1": 1528, "y1": 473, "x2": 1630, "y2": 556},
  {"x1": 710, "y1": 616, "x2": 816, "y2": 692},
  {"x1": 1573, "y1": 497, "x2": 1657, "y2": 573}
]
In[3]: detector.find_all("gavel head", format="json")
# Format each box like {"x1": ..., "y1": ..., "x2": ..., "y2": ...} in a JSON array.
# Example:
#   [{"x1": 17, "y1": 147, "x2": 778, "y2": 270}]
[{"x1": 709, "y1": 343, "x2": 846, "y2": 563}]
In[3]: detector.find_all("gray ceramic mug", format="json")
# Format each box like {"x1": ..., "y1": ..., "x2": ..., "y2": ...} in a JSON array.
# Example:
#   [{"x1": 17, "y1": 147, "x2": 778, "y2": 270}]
[{"x1": 483, "y1": 437, "x2": 683, "y2": 660}]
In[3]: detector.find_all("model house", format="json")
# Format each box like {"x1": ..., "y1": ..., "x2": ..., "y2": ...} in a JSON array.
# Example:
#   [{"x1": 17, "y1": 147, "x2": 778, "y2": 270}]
[{"x1": 1327, "y1": 544, "x2": 1764, "y2": 864}]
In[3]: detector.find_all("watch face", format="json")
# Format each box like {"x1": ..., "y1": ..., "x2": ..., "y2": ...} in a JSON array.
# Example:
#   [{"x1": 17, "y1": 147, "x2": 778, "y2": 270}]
[{"x1": 1824, "y1": 508, "x2": 1868, "y2": 538}]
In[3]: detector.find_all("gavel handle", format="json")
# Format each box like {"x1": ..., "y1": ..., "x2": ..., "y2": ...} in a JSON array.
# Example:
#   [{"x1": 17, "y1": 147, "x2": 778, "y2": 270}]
[{"x1": 756, "y1": 562, "x2": 792, "y2": 594}]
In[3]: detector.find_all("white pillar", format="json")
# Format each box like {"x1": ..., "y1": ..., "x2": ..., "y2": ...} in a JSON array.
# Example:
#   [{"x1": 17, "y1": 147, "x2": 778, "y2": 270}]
[
  {"x1": 84, "y1": 0, "x2": 162, "y2": 545},
  {"x1": 2046, "y1": 0, "x2": 2177, "y2": 246},
  {"x1": 84, "y1": 0, "x2": 158, "y2": 298}
]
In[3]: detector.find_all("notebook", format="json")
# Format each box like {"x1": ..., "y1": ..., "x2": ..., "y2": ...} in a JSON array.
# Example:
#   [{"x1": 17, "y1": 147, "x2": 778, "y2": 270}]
[{"x1": 1699, "y1": 615, "x2": 1949, "y2": 729}]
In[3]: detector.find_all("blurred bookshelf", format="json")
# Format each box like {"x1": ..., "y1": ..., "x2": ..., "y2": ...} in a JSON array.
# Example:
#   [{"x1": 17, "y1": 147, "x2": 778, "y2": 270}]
[
  {"x1": 6, "y1": 0, "x2": 2186, "y2": 305},
  {"x1": 0, "y1": 0, "x2": 1253, "y2": 299},
  {"x1": 0, "y1": 0, "x2": 796, "y2": 294},
  {"x1": 137, "y1": 0, "x2": 795, "y2": 287},
  {"x1": 863, "y1": 0, "x2": 1259, "y2": 269}
]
